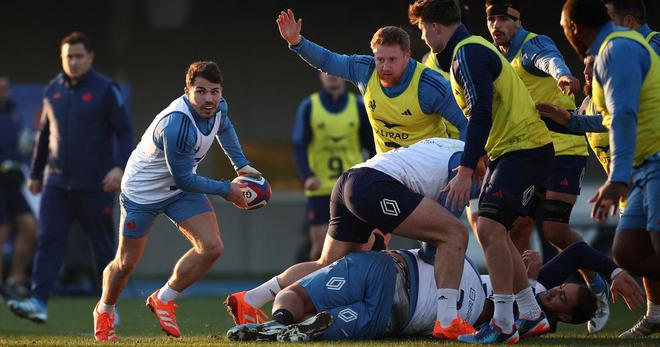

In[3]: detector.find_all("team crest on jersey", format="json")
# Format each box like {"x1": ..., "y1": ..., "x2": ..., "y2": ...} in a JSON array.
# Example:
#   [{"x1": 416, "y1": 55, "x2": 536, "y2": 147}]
[
  {"x1": 368, "y1": 99, "x2": 376, "y2": 111},
  {"x1": 325, "y1": 277, "x2": 346, "y2": 291},
  {"x1": 338, "y1": 308, "x2": 358, "y2": 323},
  {"x1": 380, "y1": 198, "x2": 400, "y2": 216}
]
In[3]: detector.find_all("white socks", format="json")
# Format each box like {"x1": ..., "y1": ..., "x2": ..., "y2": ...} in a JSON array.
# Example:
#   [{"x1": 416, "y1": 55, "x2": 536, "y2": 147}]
[
  {"x1": 157, "y1": 283, "x2": 181, "y2": 303},
  {"x1": 492, "y1": 294, "x2": 515, "y2": 333},
  {"x1": 97, "y1": 302, "x2": 115, "y2": 314},
  {"x1": 244, "y1": 277, "x2": 281, "y2": 309},
  {"x1": 436, "y1": 288, "x2": 459, "y2": 327},
  {"x1": 647, "y1": 301, "x2": 660, "y2": 322},
  {"x1": 515, "y1": 287, "x2": 543, "y2": 320}
]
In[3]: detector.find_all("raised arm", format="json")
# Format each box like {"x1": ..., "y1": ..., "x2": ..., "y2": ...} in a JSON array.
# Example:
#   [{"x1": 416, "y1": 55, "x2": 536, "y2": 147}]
[{"x1": 276, "y1": 9, "x2": 372, "y2": 89}]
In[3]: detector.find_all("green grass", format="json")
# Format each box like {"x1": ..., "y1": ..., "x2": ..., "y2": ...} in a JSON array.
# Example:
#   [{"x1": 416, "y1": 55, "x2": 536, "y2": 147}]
[{"x1": 1, "y1": 296, "x2": 659, "y2": 346}]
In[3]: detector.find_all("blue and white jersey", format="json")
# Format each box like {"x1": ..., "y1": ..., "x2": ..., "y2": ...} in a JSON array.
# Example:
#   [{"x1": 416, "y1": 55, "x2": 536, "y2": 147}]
[
  {"x1": 353, "y1": 138, "x2": 464, "y2": 201},
  {"x1": 400, "y1": 250, "x2": 486, "y2": 336},
  {"x1": 122, "y1": 96, "x2": 220, "y2": 204}
]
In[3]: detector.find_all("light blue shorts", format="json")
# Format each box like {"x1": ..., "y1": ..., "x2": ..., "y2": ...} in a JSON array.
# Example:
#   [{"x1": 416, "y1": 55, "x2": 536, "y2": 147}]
[
  {"x1": 119, "y1": 192, "x2": 213, "y2": 238},
  {"x1": 618, "y1": 155, "x2": 660, "y2": 232},
  {"x1": 297, "y1": 251, "x2": 397, "y2": 340}
]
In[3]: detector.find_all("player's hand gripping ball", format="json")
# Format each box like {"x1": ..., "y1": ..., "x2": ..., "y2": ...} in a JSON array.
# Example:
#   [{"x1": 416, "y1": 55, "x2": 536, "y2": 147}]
[{"x1": 232, "y1": 175, "x2": 271, "y2": 210}]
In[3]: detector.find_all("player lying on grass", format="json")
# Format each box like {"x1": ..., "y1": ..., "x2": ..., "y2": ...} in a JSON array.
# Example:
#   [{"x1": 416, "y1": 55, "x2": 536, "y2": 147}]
[
  {"x1": 226, "y1": 136, "x2": 488, "y2": 340},
  {"x1": 227, "y1": 241, "x2": 643, "y2": 341}
]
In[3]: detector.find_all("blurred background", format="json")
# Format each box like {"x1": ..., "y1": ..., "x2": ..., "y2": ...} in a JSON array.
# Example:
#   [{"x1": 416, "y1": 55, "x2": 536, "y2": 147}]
[{"x1": 1, "y1": 0, "x2": 658, "y2": 295}]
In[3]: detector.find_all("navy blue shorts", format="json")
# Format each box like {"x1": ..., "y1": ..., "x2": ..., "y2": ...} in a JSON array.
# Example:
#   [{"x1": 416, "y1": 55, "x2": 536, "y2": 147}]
[
  {"x1": 544, "y1": 155, "x2": 587, "y2": 195},
  {"x1": 328, "y1": 167, "x2": 424, "y2": 244},
  {"x1": 479, "y1": 144, "x2": 554, "y2": 219},
  {"x1": 0, "y1": 188, "x2": 33, "y2": 225},
  {"x1": 306, "y1": 196, "x2": 331, "y2": 226}
]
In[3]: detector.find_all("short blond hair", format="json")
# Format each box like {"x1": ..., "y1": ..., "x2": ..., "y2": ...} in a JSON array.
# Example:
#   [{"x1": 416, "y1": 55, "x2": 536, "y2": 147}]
[{"x1": 370, "y1": 26, "x2": 411, "y2": 52}]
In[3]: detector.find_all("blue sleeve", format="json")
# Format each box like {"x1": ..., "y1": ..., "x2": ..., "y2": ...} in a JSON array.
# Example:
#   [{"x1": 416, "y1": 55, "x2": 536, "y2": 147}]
[
  {"x1": 418, "y1": 70, "x2": 467, "y2": 140},
  {"x1": 292, "y1": 98, "x2": 314, "y2": 180},
  {"x1": 540, "y1": 116, "x2": 584, "y2": 135},
  {"x1": 215, "y1": 100, "x2": 250, "y2": 171},
  {"x1": 538, "y1": 241, "x2": 617, "y2": 288},
  {"x1": 356, "y1": 98, "x2": 376, "y2": 157},
  {"x1": 649, "y1": 34, "x2": 660, "y2": 56},
  {"x1": 566, "y1": 114, "x2": 608, "y2": 133},
  {"x1": 454, "y1": 45, "x2": 502, "y2": 168},
  {"x1": 105, "y1": 84, "x2": 134, "y2": 169},
  {"x1": 29, "y1": 103, "x2": 50, "y2": 180},
  {"x1": 290, "y1": 36, "x2": 374, "y2": 93},
  {"x1": 596, "y1": 40, "x2": 649, "y2": 183},
  {"x1": 157, "y1": 113, "x2": 231, "y2": 196},
  {"x1": 521, "y1": 35, "x2": 572, "y2": 79}
]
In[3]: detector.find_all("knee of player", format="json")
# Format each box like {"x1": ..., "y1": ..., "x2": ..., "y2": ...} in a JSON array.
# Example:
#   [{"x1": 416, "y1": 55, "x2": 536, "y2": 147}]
[
  {"x1": 114, "y1": 257, "x2": 139, "y2": 275},
  {"x1": 201, "y1": 241, "x2": 224, "y2": 261},
  {"x1": 447, "y1": 221, "x2": 469, "y2": 247},
  {"x1": 475, "y1": 225, "x2": 505, "y2": 247}
]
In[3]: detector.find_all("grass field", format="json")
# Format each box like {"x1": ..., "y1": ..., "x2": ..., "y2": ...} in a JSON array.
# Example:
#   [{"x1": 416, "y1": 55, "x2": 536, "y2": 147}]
[{"x1": 1, "y1": 296, "x2": 659, "y2": 346}]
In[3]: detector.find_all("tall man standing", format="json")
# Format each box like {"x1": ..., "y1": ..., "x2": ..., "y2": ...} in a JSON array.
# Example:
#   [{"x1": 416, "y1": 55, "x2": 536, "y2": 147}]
[
  {"x1": 483, "y1": 0, "x2": 608, "y2": 334},
  {"x1": 8, "y1": 32, "x2": 133, "y2": 324},
  {"x1": 560, "y1": 0, "x2": 660, "y2": 338},
  {"x1": 409, "y1": 0, "x2": 554, "y2": 343}
]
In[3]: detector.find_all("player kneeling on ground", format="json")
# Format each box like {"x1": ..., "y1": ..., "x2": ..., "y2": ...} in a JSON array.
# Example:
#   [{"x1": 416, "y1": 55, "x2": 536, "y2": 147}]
[
  {"x1": 227, "y1": 241, "x2": 642, "y2": 341},
  {"x1": 92, "y1": 61, "x2": 261, "y2": 342}
]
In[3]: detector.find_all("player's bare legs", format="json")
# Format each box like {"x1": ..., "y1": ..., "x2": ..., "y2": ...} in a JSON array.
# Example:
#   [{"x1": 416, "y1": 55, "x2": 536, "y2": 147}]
[
  {"x1": 615, "y1": 230, "x2": 660, "y2": 337},
  {"x1": 393, "y1": 198, "x2": 467, "y2": 291},
  {"x1": 273, "y1": 284, "x2": 317, "y2": 322},
  {"x1": 392, "y1": 197, "x2": 473, "y2": 338},
  {"x1": 509, "y1": 216, "x2": 534, "y2": 254},
  {"x1": 168, "y1": 211, "x2": 223, "y2": 291},
  {"x1": 477, "y1": 217, "x2": 514, "y2": 296},
  {"x1": 101, "y1": 234, "x2": 149, "y2": 305},
  {"x1": 276, "y1": 235, "x2": 363, "y2": 288},
  {"x1": 95, "y1": 231, "x2": 148, "y2": 341},
  {"x1": 308, "y1": 224, "x2": 327, "y2": 260},
  {"x1": 475, "y1": 217, "x2": 515, "y2": 330}
]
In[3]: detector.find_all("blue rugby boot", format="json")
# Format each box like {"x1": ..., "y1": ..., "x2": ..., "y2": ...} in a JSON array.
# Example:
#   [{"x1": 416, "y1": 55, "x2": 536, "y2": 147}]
[
  {"x1": 8, "y1": 297, "x2": 48, "y2": 324},
  {"x1": 458, "y1": 320, "x2": 520, "y2": 344}
]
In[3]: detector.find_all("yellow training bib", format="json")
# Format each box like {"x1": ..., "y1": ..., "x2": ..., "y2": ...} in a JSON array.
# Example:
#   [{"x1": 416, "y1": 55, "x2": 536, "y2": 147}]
[
  {"x1": 363, "y1": 61, "x2": 449, "y2": 153},
  {"x1": 592, "y1": 30, "x2": 660, "y2": 166},
  {"x1": 450, "y1": 35, "x2": 551, "y2": 161},
  {"x1": 510, "y1": 32, "x2": 588, "y2": 157},
  {"x1": 306, "y1": 92, "x2": 364, "y2": 196}
]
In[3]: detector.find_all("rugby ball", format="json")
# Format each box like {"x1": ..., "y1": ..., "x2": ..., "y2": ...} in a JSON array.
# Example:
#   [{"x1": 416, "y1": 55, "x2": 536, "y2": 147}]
[{"x1": 232, "y1": 175, "x2": 271, "y2": 210}]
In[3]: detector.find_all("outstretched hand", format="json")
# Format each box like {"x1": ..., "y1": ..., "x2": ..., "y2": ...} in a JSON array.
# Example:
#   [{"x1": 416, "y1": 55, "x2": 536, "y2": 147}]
[
  {"x1": 589, "y1": 181, "x2": 628, "y2": 222},
  {"x1": 536, "y1": 103, "x2": 572, "y2": 126},
  {"x1": 610, "y1": 270, "x2": 645, "y2": 310},
  {"x1": 557, "y1": 75, "x2": 580, "y2": 96},
  {"x1": 276, "y1": 9, "x2": 302, "y2": 46}
]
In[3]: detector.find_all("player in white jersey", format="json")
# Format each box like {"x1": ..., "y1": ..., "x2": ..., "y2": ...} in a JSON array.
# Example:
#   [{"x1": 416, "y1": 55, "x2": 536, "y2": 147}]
[
  {"x1": 226, "y1": 137, "x2": 479, "y2": 340},
  {"x1": 92, "y1": 61, "x2": 261, "y2": 342},
  {"x1": 227, "y1": 242, "x2": 642, "y2": 341}
]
